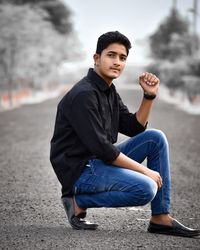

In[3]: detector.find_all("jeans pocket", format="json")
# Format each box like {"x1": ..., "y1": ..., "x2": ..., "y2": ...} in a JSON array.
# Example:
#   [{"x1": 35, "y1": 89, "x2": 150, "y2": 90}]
[
  {"x1": 74, "y1": 174, "x2": 98, "y2": 194},
  {"x1": 72, "y1": 161, "x2": 98, "y2": 195}
]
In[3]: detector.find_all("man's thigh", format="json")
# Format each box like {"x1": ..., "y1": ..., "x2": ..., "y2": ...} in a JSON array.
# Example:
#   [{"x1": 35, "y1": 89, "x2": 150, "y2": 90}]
[{"x1": 72, "y1": 159, "x2": 153, "y2": 195}]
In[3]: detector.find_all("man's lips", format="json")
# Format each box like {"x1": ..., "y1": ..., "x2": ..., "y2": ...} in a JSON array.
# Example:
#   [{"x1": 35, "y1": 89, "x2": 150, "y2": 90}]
[{"x1": 110, "y1": 68, "x2": 120, "y2": 72}]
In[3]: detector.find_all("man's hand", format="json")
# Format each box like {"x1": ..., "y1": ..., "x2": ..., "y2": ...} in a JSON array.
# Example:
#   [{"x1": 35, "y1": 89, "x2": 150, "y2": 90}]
[
  {"x1": 139, "y1": 72, "x2": 160, "y2": 96},
  {"x1": 143, "y1": 168, "x2": 163, "y2": 190}
]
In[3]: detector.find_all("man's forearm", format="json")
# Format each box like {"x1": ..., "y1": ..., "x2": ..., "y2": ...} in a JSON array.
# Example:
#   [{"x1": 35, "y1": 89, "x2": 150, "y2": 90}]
[
  {"x1": 112, "y1": 152, "x2": 146, "y2": 174},
  {"x1": 136, "y1": 72, "x2": 159, "y2": 126},
  {"x1": 136, "y1": 97, "x2": 155, "y2": 127},
  {"x1": 112, "y1": 152, "x2": 162, "y2": 189}
]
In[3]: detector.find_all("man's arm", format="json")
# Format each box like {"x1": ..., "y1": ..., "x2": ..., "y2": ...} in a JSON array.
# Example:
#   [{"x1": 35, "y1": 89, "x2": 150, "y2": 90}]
[
  {"x1": 136, "y1": 72, "x2": 160, "y2": 126},
  {"x1": 112, "y1": 152, "x2": 162, "y2": 189},
  {"x1": 136, "y1": 97, "x2": 154, "y2": 127},
  {"x1": 113, "y1": 72, "x2": 162, "y2": 189}
]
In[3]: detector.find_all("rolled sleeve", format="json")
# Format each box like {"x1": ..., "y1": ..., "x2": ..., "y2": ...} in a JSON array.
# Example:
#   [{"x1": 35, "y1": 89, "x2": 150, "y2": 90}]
[{"x1": 67, "y1": 91, "x2": 120, "y2": 163}]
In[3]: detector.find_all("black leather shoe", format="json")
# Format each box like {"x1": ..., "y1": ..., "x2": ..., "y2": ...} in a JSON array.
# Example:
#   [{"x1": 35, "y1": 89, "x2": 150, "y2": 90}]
[
  {"x1": 61, "y1": 197, "x2": 98, "y2": 230},
  {"x1": 148, "y1": 219, "x2": 200, "y2": 237}
]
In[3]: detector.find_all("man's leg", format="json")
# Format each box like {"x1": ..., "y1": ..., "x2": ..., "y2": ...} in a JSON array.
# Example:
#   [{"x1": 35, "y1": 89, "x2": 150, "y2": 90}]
[
  {"x1": 115, "y1": 129, "x2": 199, "y2": 236},
  {"x1": 117, "y1": 129, "x2": 171, "y2": 216},
  {"x1": 73, "y1": 129, "x2": 170, "y2": 212},
  {"x1": 117, "y1": 129, "x2": 172, "y2": 226},
  {"x1": 69, "y1": 129, "x2": 200, "y2": 236},
  {"x1": 73, "y1": 163, "x2": 157, "y2": 209}
]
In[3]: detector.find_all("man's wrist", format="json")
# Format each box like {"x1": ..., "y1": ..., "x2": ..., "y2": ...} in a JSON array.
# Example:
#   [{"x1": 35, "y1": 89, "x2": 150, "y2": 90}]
[{"x1": 143, "y1": 92, "x2": 156, "y2": 100}]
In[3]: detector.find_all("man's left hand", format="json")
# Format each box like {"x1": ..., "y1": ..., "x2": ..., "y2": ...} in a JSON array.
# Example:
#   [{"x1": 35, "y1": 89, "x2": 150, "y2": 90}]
[{"x1": 139, "y1": 72, "x2": 160, "y2": 96}]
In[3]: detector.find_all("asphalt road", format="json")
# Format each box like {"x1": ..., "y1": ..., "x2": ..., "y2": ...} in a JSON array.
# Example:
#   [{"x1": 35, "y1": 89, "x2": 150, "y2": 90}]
[{"x1": 0, "y1": 87, "x2": 200, "y2": 250}]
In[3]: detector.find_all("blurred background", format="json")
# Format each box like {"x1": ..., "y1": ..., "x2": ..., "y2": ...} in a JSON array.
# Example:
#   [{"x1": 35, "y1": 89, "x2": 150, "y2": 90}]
[{"x1": 0, "y1": 0, "x2": 199, "y2": 114}]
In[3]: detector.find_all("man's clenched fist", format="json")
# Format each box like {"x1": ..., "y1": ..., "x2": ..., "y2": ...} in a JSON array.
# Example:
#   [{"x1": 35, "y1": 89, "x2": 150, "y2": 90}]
[{"x1": 139, "y1": 72, "x2": 160, "y2": 96}]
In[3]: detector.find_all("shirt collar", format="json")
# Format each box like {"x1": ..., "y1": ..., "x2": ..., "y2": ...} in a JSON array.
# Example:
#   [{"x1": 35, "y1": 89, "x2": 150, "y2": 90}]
[{"x1": 87, "y1": 68, "x2": 115, "y2": 92}]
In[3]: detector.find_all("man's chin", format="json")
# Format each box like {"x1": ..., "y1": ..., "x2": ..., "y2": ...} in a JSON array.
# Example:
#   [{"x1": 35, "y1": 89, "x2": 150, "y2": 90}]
[{"x1": 109, "y1": 72, "x2": 120, "y2": 79}]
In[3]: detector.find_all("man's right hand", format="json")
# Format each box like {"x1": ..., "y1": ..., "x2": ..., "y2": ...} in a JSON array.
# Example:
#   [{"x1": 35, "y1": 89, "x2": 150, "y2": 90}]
[{"x1": 143, "y1": 168, "x2": 163, "y2": 189}]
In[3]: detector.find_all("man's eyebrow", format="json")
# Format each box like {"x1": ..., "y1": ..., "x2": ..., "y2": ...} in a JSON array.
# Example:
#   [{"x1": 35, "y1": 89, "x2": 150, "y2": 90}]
[{"x1": 107, "y1": 50, "x2": 127, "y2": 57}]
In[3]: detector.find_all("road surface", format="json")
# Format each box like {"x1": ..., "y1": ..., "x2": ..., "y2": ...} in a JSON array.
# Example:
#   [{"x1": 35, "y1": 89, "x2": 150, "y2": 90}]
[{"x1": 0, "y1": 87, "x2": 200, "y2": 249}]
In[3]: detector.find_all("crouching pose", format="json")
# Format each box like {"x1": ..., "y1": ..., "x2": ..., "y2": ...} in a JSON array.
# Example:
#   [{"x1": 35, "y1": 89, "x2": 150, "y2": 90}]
[{"x1": 50, "y1": 31, "x2": 199, "y2": 237}]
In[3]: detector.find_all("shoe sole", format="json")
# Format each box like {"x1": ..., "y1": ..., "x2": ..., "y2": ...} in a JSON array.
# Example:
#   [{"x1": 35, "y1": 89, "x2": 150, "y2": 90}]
[{"x1": 148, "y1": 229, "x2": 200, "y2": 238}]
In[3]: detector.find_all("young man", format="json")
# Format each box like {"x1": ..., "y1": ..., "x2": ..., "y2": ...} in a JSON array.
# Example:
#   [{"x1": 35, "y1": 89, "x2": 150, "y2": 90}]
[{"x1": 50, "y1": 31, "x2": 199, "y2": 236}]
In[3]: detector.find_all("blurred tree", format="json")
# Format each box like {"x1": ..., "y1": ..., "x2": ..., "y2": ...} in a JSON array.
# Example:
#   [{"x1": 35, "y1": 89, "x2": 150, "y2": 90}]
[
  {"x1": 40, "y1": 0, "x2": 72, "y2": 34},
  {"x1": 149, "y1": 8, "x2": 192, "y2": 61},
  {"x1": 0, "y1": 3, "x2": 81, "y2": 106},
  {"x1": 187, "y1": 51, "x2": 200, "y2": 77},
  {"x1": 0, "y1": 0, "x2": 72, "y2": 34},
  {"x1": 147, "y1": 5, "x2": 200, "y2": 104},
  {"x1": 159, "y1": 60, "x2": 188, "y2": 91}
]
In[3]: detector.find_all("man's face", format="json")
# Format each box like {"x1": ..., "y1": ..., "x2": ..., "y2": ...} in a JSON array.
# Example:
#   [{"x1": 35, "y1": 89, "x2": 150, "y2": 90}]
[{"x1": 94, "y1": 43, "x2": 128, "y2": 85}]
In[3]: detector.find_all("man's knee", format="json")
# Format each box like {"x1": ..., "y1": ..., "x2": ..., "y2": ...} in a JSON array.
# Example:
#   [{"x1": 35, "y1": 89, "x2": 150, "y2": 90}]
[
  {"x1": 146, "y1": 129, "x2": 169, "y2": 149},
  {"x1": 140, "y1": 179, "x2": 158, "y2": 205},
  {"x1": 127, "y1": 178, "x2": 158, "y2": 206}
]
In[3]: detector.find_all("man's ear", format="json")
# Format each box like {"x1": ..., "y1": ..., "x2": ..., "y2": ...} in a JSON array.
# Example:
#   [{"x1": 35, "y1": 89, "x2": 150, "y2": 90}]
[{"x1": 93, "y1": 53, "x2": 100, "y2": 66}]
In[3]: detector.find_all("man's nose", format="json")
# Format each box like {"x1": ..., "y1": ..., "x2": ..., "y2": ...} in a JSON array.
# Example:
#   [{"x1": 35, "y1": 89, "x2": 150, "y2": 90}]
[{"x1": 113, "y1": 57, "x2": 120, "y2": 65}]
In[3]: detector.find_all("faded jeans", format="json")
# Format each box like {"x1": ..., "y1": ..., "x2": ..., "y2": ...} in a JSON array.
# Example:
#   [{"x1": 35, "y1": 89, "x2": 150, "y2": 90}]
[{"x1": 72, "y1": 129, "x2": 171, "y2": 215}]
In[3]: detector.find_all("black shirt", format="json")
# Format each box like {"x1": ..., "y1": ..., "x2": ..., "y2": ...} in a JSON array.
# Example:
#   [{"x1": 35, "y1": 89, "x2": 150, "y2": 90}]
[{"x1": 50, "y1": 68, "x2": 146, "y2": 197}]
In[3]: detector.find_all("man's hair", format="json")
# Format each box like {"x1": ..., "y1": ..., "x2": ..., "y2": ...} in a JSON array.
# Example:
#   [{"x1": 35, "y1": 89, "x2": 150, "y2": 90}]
[{"x1": 96, "y1": 31, "x2": 132, "y2": 55}]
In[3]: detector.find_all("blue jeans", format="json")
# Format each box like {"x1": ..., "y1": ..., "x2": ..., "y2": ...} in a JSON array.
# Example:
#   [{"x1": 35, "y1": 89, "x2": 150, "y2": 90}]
[{"x1": 72, "y1": 129, "x2": 171, "y2": 215}]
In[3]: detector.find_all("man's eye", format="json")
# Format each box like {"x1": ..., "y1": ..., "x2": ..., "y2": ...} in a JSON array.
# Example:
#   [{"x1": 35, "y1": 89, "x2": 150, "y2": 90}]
[
  {"x1": 121, "y1": 57, "x2": 127, "y2": 61},
  {"x1": 108, "y1": 53, "x2": 115, "y2": 57}
]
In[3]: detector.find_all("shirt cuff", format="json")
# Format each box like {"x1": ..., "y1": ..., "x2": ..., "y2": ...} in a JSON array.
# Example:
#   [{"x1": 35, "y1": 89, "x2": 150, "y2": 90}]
[
  {"x1": 133, "y1": 113, "x2": 147, "y2": 133},
  {"x1": 102, "y1": 145, "x2": 120, "y2": 164}
]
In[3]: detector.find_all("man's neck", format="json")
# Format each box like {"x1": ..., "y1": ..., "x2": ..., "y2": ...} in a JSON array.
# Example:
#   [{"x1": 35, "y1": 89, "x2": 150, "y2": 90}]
[{"x1": 94, "y1": 68, "x2": 112, "y2": 87}]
